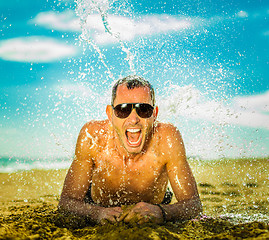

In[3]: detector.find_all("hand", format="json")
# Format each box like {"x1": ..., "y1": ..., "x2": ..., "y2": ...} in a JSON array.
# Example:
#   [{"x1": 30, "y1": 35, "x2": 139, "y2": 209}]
[
  {"x1": 118, "y1": 202, "x2": 164, "y2": 224},
  {"x1": 97, "y1": 206, "x2": 123, "y2": 225}
]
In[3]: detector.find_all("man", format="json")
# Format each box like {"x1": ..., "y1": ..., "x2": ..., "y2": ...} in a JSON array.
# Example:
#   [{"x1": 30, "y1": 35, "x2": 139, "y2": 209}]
[{"x1": 58, "y1": 75, "x2": 202, "y2": 225}]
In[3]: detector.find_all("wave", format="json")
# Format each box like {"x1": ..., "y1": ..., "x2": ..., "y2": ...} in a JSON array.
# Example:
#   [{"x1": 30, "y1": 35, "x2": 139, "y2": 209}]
[{"x1": 0, "y1": 156, "x2": 71, "y2": 173}]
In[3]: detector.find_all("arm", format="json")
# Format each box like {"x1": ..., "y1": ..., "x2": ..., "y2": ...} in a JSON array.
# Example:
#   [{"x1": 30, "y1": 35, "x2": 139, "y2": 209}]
[
  {"x1": 159, "y1": 124, "x2": 202, "y2": 222},
  {"x1": 58, "y1": 122, "x2": 122, "y2": 224}
]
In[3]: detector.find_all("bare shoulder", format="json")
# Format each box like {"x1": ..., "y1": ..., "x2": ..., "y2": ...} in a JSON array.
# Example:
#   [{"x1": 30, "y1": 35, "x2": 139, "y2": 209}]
[
  {"x1": 76, "y1": 119, "x2": 109, "y2": 153},
  {"x1": 80, "y1": 119, "x2": 109, "y2": 137},
  {"x1": 155, "y1": 121, "x2": 182, "y2": 139},
  {"x1": 154, "y1": 121, "x2": 185, "y2": 160}
]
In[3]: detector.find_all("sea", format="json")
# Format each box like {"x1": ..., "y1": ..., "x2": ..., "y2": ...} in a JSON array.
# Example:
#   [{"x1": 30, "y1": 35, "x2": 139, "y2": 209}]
[{"x1": 0, "y1": 156, "x2": 71, "y2": 173}]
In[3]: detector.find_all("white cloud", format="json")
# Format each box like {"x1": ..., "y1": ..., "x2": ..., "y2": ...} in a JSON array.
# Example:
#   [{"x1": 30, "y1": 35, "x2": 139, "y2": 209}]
[
  {"x1": 236, "y1": 10, "x2": 249, "y2": 18},
  {"x1": 31, "y1": 11, "x2": 192, "y2": 44},
  {"x1": 89, "y1": 14, "x2": 191, "y2": 44},
  {"x1": 30, "y1": 10, "x2": 80, "y2": 32},
  {"x1": 0, "y1": 36, "x2": 77, "y2": 63},
  {"x1": 158, "y1": 85, "x2": 269, "y2": 130},
  {"x1": 30, "y1": 6, "x2": 269, "y2": 45},
  {"x1": 233, "y1": 91, "x2": 269, "y2": 112},
  {"x1": 235, "y1": 8, "x2": 269, "y2": 20}
]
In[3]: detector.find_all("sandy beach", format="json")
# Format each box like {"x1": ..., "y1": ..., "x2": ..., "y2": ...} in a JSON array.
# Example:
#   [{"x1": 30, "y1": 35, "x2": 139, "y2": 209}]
[{"x1": 0, "y1": 158, "x2": 268, "y2": 239}]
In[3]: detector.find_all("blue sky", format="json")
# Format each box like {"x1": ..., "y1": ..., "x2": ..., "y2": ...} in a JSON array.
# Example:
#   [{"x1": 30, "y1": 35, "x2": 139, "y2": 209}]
[{"x1": 0, "y1": 0, "x2": 268, "y2": 161}]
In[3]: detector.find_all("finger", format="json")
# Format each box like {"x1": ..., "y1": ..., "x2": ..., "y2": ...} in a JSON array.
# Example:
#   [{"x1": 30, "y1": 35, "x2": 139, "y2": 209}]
[
  {"x1": 123, "y1": 212, "x2": 143, "y2": 223},
  {"x1": 109, "y1": 216, "x2": 118, "y2": 223},
  {"x1": 114, "y1": 212, "x2": 122, "y2": 219},
  {"x1": 117, "y1": 209, "x2": 130, "y2": 222},
  {"x1": 112, "y1": 208, "x2": 123, "y2": 218},
  {"x1": 122, "y1": 211, "x2": 136, "y2": 222},
  {"x1": 101, "y1": 215, "x2": 117, "y2": 225},
  {"x1": 136, "y1": 215, "x2": 151, "y2": 225}
]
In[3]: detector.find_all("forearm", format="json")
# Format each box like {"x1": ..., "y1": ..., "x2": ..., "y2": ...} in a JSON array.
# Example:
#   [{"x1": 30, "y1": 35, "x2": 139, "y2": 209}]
[
  {"x1": 159, "y1": 196, "x2": 202, "y2": 222},
  {"x1": 58, "y1": 196, "x2": 103, "y2": 223}
]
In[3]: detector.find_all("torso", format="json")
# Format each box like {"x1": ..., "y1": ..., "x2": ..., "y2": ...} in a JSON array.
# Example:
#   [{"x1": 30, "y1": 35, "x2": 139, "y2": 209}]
[{"x1": 88, "y1": 120, "x2": 169, "y2": 206}]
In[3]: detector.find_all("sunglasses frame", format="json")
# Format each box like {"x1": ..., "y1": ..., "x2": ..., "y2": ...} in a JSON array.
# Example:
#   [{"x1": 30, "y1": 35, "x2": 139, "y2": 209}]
[{"x1": 112, "y1": 103, "x2": 155, "y2": 119}]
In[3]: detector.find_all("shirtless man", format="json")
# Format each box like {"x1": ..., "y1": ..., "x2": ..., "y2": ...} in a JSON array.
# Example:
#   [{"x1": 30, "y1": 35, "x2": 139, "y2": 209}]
[{"x1": 58, "y1": 75, "x2": 202, "y2": 224}]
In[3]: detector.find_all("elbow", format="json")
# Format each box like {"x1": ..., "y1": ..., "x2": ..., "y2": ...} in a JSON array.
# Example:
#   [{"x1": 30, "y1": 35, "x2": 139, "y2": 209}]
[
  {"x1": 195, "y1": 198, "x2": 203, "y2": 217},
  {"x1": 181, "y1": 196, "x2": 203, "y2": 220},
  {"x1": 190, "y1": 196, "x2": 203, "y2": 219},
  {"x1": 58, "y1": 195, "x2": 71, "y2": 212}
]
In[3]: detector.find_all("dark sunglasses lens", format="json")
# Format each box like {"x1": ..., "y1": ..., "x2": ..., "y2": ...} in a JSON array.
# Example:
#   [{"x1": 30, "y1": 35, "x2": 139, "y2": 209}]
[
  {"x1": 114, "y1": 104, "x2": 132, "y2": 118},
  {"x1": 136, "y1": 104, "x2": 154, "y2": 118}
]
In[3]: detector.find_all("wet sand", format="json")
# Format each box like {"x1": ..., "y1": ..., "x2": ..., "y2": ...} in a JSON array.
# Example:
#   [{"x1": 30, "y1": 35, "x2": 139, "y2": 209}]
[{"x1": 0, "y1": 158, "x2": 268, "y2": 239}]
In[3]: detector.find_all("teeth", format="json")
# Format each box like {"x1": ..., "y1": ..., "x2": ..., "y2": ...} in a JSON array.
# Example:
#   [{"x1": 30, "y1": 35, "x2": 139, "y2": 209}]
[
  {"x1": 127, "y1": 129, "x2": 141, "y2": 133},
  {"x1": 128, "y1": 138, "x2": 141, "y2": 145}
]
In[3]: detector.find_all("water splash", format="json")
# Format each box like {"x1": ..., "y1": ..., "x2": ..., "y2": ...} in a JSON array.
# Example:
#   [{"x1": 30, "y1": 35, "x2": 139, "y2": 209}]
[{"x1": 75, "y1": 0, "x2": 136, "y2": 80}]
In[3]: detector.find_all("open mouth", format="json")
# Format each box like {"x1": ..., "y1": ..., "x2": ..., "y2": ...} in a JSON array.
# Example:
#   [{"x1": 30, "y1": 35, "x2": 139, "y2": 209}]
[{"x1": 125, "y1": 128, "x2": 142, "y2": 147}]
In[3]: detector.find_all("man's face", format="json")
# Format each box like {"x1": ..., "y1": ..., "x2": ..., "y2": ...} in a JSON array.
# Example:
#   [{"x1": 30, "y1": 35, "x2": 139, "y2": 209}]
[{"x1": 109, "y1": 84, "x2": 157, "y2": 155}]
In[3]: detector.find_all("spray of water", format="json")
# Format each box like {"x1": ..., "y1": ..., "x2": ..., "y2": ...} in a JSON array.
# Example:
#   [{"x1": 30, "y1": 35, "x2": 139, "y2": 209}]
[{"x1": 75, "y1": 0, "x2": 136, "y2": 81}]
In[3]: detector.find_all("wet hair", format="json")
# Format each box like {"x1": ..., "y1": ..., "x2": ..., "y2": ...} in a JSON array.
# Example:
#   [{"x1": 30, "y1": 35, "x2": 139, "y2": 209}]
[{"x1": 111, "y1": 75, "x2": 155, "y2": 106}]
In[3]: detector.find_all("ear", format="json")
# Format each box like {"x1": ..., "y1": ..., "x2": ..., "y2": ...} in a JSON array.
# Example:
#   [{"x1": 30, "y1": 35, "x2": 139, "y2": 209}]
[
  {"x1": 106, "y1": 105, "x2": 113, "y2": 122},
  {"x1": 153, "y1": 106, "x2": 158, "y2": 121}
]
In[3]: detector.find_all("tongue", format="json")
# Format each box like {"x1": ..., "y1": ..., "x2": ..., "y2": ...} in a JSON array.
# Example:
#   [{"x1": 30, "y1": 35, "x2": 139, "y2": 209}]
[{"x1": 126, "y1": 131, "x2": 140, "y2": 143}]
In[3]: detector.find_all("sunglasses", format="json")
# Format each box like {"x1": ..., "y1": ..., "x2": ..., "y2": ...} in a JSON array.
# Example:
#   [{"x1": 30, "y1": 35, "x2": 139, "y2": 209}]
[{"x1": 112, "y1": 103, "x2": 154, "y2": 119}]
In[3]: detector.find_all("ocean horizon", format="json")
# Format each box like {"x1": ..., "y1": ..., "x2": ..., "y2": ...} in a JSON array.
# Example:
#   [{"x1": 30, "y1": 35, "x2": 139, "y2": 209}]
[
  {"x1": 0, "y1": 156, "x2": 72, "y2": 173},
  {"x1": 1, "y1": 154, "x2": 268, "y2": 173}
]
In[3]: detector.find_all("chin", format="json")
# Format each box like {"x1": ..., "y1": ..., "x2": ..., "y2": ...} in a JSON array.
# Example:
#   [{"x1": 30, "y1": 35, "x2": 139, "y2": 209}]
[{"x1": 124, "y1": 141, "x2": 144, "y2": 155}]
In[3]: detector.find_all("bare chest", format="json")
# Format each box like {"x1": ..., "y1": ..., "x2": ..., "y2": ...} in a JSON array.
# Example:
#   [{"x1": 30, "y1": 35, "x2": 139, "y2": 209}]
[
  {"x1": 94, "y1": 152, "x2": 164, "y2": 187},
  {"x1": 91, "y1": 148, "x2": 167, "y2": 205}
]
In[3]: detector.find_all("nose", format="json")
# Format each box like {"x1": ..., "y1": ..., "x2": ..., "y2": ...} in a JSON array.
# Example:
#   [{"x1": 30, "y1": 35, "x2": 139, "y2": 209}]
[{"x1": 127, "y1": 108, "x2": 140, "y2": 124}]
